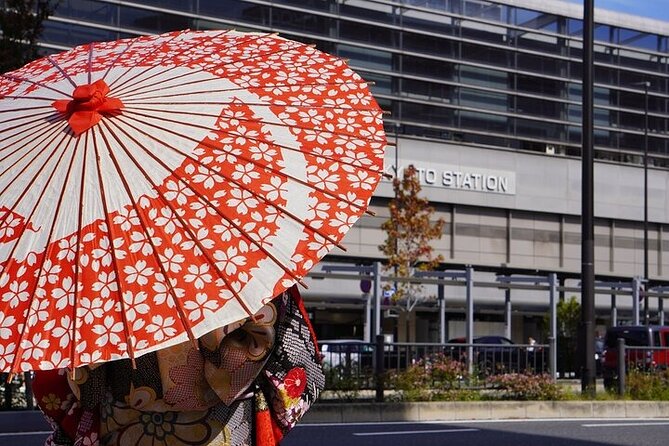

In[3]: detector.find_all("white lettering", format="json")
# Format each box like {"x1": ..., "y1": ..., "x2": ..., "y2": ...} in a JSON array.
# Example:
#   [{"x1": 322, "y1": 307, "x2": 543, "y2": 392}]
[
  {"x1": 462, "y1": 173, "x2": 472, "y2": 189},
  {"x1": 486, "y1": 175, "x2": 498, "y2": 190},
  {"x1": 499, "y1": 177, "x2": 508, "y2": 192},
  {"x1": 442, "y1": 171, "x2": 453, "y2": 187},
  {"x1": 425, "y1": 169, "x2": 436, "y2": 184}
]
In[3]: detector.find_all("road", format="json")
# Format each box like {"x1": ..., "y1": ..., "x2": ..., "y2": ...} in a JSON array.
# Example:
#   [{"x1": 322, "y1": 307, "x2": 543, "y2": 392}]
[
  {"x1": 283, "y1": 419, "x2": 669, "y2": 446},
  {"x1": 2, "y1": 417, "x2": 669, "y2": 446}
]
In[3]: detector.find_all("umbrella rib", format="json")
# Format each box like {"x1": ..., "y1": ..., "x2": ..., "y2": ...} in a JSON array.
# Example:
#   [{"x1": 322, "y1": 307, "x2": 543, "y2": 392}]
[
  {"x1": 0, "y1": 74, "x2": 71, "y2": 98},
  {"x1": 99, "y1": 119, "x2": 266, "y2": 315},
  {"x1": 45, "y1": 56, "x2": 78, "y2": 89},
  {"x1": 0, "y1": 111, "x2": 59, "y2": 138},
  {"x1": 118, "y1": 81, "x2": 372, "y2": 103},
  {"x1": 0, "y1": 114, "x2": 59, "y2": 149},
  {"x1": 95, "y1": 123, "x2": 203, "y2": 345},
  {"x1": 106, "y1": 29, "x2": 233, "y2": 93},
  {"x1": 106, "y1": 116, "x2": 333, "y2": 277},
  {"x1": 122, "y1": 101, "x2": 382, "y2": 113},
  {"x1": 7, "y1": 132, "x2": 79, "y2": 374},
  {"x1": 87, "y1": 43, "x2": 94, "y2": 85},
  {"x1": 0, "y1": 105, "x2": 52, "y2": 115},
  {"x1": 89, "y1": 128, "x2": 139, "y2": 368},
  {"x1": 112, "y1": 39, "x2": 305, "y2": 98},
  {"x1": 100, "y1": 37, "x2": 139, "y2": 82},
  {"x1": 126, "y1": 105, "x2": 386, "y2": 153},
  {"x1": 105, "y1": 30, "x2": 189, "y2": 91},
  {"x1": 109, "y1": 30, "x2": 268, "y2": 97},
  {"x1": 118, "y1": 111, "x2": 376, "y2": 214}
]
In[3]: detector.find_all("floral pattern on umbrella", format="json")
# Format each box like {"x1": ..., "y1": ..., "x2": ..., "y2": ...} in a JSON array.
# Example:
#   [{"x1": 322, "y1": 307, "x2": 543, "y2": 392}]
[{"x1": 0, "y1": 29, "x2": 386, "y2": 372}]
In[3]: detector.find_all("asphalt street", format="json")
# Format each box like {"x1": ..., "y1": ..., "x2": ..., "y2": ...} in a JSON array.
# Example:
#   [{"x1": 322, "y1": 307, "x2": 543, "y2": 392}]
[
  {"x1": 283, "y1": 419, "x2": 669, "y2": 446},
  {"x1": 2, "y1": 418, "x2": 669, "y2": 446}
]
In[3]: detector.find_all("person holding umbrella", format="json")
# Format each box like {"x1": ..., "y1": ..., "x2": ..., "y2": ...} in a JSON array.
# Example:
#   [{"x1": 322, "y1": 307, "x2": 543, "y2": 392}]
[{"x1": 0, "y1": 29, "x2": 386, "y2": 445}]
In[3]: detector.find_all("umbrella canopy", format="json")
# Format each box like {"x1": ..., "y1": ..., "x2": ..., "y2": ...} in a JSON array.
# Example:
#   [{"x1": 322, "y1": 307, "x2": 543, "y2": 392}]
[{"x1": 0, "y1": 29, "x2": 386, "y2": 372}]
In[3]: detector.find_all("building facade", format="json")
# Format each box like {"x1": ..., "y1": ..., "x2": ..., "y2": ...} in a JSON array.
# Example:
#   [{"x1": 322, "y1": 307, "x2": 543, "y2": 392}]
[{"x1": 34, "y1": 0, "x2": 669, "y2": 342}]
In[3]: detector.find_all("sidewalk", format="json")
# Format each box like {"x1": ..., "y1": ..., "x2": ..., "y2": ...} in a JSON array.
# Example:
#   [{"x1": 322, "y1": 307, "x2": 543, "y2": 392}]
[{"x1": 303, "y1": 400, "x2": 669, "y2": 424}]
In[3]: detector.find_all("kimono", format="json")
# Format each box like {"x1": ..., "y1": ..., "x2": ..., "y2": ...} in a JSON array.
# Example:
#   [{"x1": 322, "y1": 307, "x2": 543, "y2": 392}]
[{"x1": 33, "y1": 286, "x2": 324, "y2": 446}]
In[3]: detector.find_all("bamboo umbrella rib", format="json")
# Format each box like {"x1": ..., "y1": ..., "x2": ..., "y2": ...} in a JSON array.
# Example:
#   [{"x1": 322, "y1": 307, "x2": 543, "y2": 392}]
[
  {"x1": 0, "y1": 122, "x2": 70, "y2": 237},
  {"x1": 45, "y1": 56, "x2": 78, "y2": 89},
  {"x1": 103, "y1": 118, "x2": 309, "y2": 297},
  {"x1": 107, "y1": 29, "x2": 234, "y2": 93},
  {"x1": 118, "y1": 81, "x2": 373, "y2": 104},
  {"x1": 87, "y1": 43, "x2": 94, "y2": 85},
  {"x1": 0, "y1": 105, "x2": 53, "y2": 115},
  {"x1": 96, "y1": 123, "x2": 203, "y2": 346},
  {"x1": 8, "y1": 133, "x2": 81, "y2": 374},
  {"x1": 119, "y1": 101, "x2": 382, "y2": 113},
  {"x1": 0, "y1": 74, "x2": 71, "y2": 98},
  {"x1": 89, "y1": 129, "x2": 140, "y2": 369},
  {"x1": 105, "y1": 31, "x2": 188, "y2": 91},
  {"x1": 125, "y1": 106, "x2": 384, "y2": 176},
  {"x1": 109, "y1": 31, "x2": 272, "y2": 97},
  {"x1": 0, "y1": 112, "x2": 60, "y2": 140},
  {"x1": 107, "y1": 116, "x2": 342, "y2": 254},
  {"x1": 118, "y1": 110, "x2": 375, "y2": 214},
  {"x1": 0, "y1": 116, "x2": 60, "y2": 150},
  {"x1": 112, "y1": 40, "x2": 307, "y2": 99}
]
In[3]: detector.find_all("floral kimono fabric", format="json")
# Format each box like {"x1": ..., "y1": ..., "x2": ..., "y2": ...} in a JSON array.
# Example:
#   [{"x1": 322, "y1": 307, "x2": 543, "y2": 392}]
[{"x1": 33, "y1": 287, "x2": 324, "y2": 446}]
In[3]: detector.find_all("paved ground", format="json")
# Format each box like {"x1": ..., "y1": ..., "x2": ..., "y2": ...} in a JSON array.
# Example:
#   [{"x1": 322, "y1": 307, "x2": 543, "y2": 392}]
[{"x1": 284, "y1": 419, "x2": 669, "y2": 446}]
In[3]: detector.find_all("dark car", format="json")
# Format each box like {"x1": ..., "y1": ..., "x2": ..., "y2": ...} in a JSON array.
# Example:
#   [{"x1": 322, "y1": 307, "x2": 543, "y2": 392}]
[
  {"x1": 601, "y1": 325, "x2": 669, "y2": 389},
  {"x1": 447, "y1": 336, "x2": 546, "y2": 376}
]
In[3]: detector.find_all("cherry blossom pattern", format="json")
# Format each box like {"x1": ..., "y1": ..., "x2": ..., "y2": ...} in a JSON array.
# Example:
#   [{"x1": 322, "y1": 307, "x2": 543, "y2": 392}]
[{"x1": 0, "y1": 29, "x2": 385, "y2": 372}]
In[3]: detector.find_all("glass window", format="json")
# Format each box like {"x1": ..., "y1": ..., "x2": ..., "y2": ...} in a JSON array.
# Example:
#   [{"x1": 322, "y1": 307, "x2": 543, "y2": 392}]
[
  {"x1": 515, "y1": 74, "x2": 566, "y2": 97},
  {"x1": 402, "y1": 102, "x2": 455, "y2": 127},
  {"x1": 119, "y1": 6, "x2": 191, "y2": 33},
  {"x1": 402, "y1": 8, "x2": 457, "y2": 34},
  {"x1": 516, "y1": 52, "x2": 562, "y2": 76},
  {"x1": 568, "y1": 18, "x2": 583, "y2": 36},
  {"x1": 460, "y1": 87, "x2": 507, "y2": 111},
  {"x1": 272, "y1": 7, "x2": 333, "y2": 35},
  {"x1": 464, "y1": 0, "x2": 503, "y2": 21},
  {"x1": 339, "y1": 20, "x2": 399, "y2": 47},
  {"x1": 403, "y1": 31, "x2": 457, "y2": 58},
  {"x1": 199, "y1": 0, "x2": 269, "y2": 24},
  {"x1": 402, "y1": 0, "x2": 449, "y2": 12},
  {"x1": 52, "y1": 0, "x2": 117, "y2": 26},
  {"x1": 340, "y1": 0, "x2": 395, "y2": 23},
  {"x1": 133, "y1": 0, "x2": 196, "y2": 13},
  {"x1": 461, "y1": 42, "x2": 510, "y2": 67},
  {"x1": 460, "y1": 20, "x2": 507, "y2": 45},
  {"x1": 402, "y1": 79, "x2": 456, "y2": 102},
  {"x1": 460, "y1": 110, "x2": 508, "y2": 133},
  {"x1": 337, "y1": 44, "x2": 392, "y2": 71},
  {"x1": 402, "y1": 55, "x2": 456, "y2": 80},
  {"x1": 277, "y1": 0, "x2": 333, "y2": 12},
  {"x1": 618, "y1": 28, "x2": 658, "y2": 52},
  {"x1": 42, "y1": 22, "x2": 120, "y2": 47},
  {"x1": 461, "y1": 65, "x2": 508, "y2": 88},
  {"x1": 594, "y1": 24, "x2": 612, "y2": 43},
  {"x1": 516, "y1": 32, "x2": 561, "y2": 53},
  {"x1": 515, "y1": 117, "x2": 564, "y2": 140},
  {"x1": 515, "y1": 96, "x2": 565, "y2": 120},
  {"x1": 362, "y1": 72, "x2": 393, "y2": 95}
]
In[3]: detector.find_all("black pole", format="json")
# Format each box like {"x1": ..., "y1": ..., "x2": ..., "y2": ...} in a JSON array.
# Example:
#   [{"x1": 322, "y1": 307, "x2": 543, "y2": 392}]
[
  {"x1": 643, "y1": 81, "x2": 649, "y2": 326},
  {"x1": 580, "y1": 0, "x2": 596, "y2": 396}
]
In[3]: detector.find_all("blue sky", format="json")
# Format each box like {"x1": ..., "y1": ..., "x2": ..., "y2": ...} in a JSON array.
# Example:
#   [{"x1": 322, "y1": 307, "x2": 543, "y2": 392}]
[{"x1": 565, "y1": 0, "x2": 669, "y2": 22}]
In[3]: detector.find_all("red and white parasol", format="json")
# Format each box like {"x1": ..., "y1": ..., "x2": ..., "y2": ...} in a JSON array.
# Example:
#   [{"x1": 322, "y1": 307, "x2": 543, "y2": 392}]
[{"x1": 0, "y1": 29, "x2": 386, "y2": 372}]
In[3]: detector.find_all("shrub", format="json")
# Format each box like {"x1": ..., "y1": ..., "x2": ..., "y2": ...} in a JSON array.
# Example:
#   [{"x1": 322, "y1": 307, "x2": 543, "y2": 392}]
[
  {"x1": 486, "y1": 373, "x2": 564, "y2": 401},
  {"x1": 625, "y1": 369, "x2": 669, "y2": 400},
  {"x1": 387, "y1": 353, "x2": 469, "y2": 401}
]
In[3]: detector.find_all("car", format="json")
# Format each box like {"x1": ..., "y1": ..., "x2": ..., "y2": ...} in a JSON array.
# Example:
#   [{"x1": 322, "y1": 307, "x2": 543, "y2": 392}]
[
  {"x1": 601, "y1": 325, "x2": 669, "y2": 389},
  {"x1": 319, "y1": 339, "x2": 373, "y2": 369},
  {"x1": 446, "y1": 336, "x2": 546, "y2": 376}
]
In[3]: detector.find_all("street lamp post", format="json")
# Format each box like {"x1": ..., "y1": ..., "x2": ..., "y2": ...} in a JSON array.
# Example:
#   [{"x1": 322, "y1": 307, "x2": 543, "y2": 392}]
[{"x1": 642, "y1": 81, "x2": 650, "y2": 326}]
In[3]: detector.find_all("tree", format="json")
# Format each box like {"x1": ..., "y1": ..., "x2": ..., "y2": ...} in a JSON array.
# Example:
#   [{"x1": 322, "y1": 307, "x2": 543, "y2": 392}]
[
  {"x1": 0, "y1": 0, "x2": 56, "y2": 72},
  {"x1": 542, "y1": 296, "x2": 581, "y2": 376},
  {"x1": 379, "y1": 164, "x2": 445, "y2": 313}
]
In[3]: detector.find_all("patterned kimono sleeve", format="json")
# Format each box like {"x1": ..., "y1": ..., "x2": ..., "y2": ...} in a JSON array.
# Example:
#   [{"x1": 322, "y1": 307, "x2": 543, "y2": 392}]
[{"x1": 255, "y1": 286, "x2": 325, "y2": 445}]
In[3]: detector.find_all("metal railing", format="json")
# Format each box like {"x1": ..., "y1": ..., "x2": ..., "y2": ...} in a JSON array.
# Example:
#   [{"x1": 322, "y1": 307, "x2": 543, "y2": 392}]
[
  {"x1": 320, "y1": 337, "x2": 553, "y2": 401},
  {"x1": 603, "y1": 339, "x2": 669, "y2": 396}
]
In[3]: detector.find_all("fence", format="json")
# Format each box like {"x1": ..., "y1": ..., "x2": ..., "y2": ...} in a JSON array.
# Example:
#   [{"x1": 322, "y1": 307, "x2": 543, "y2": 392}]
[
  {"x1": 321, "y1": 337, "x2": 552, "y2": 401},
  {"x1": 604, "y1": 340, "x2": 669, "y2": 396}
]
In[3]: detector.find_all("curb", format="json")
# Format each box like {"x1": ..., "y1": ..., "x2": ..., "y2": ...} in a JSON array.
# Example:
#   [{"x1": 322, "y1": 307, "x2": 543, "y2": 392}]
[{"x1": 302, "y1": 401, "x2": 669, "y2": 423}]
